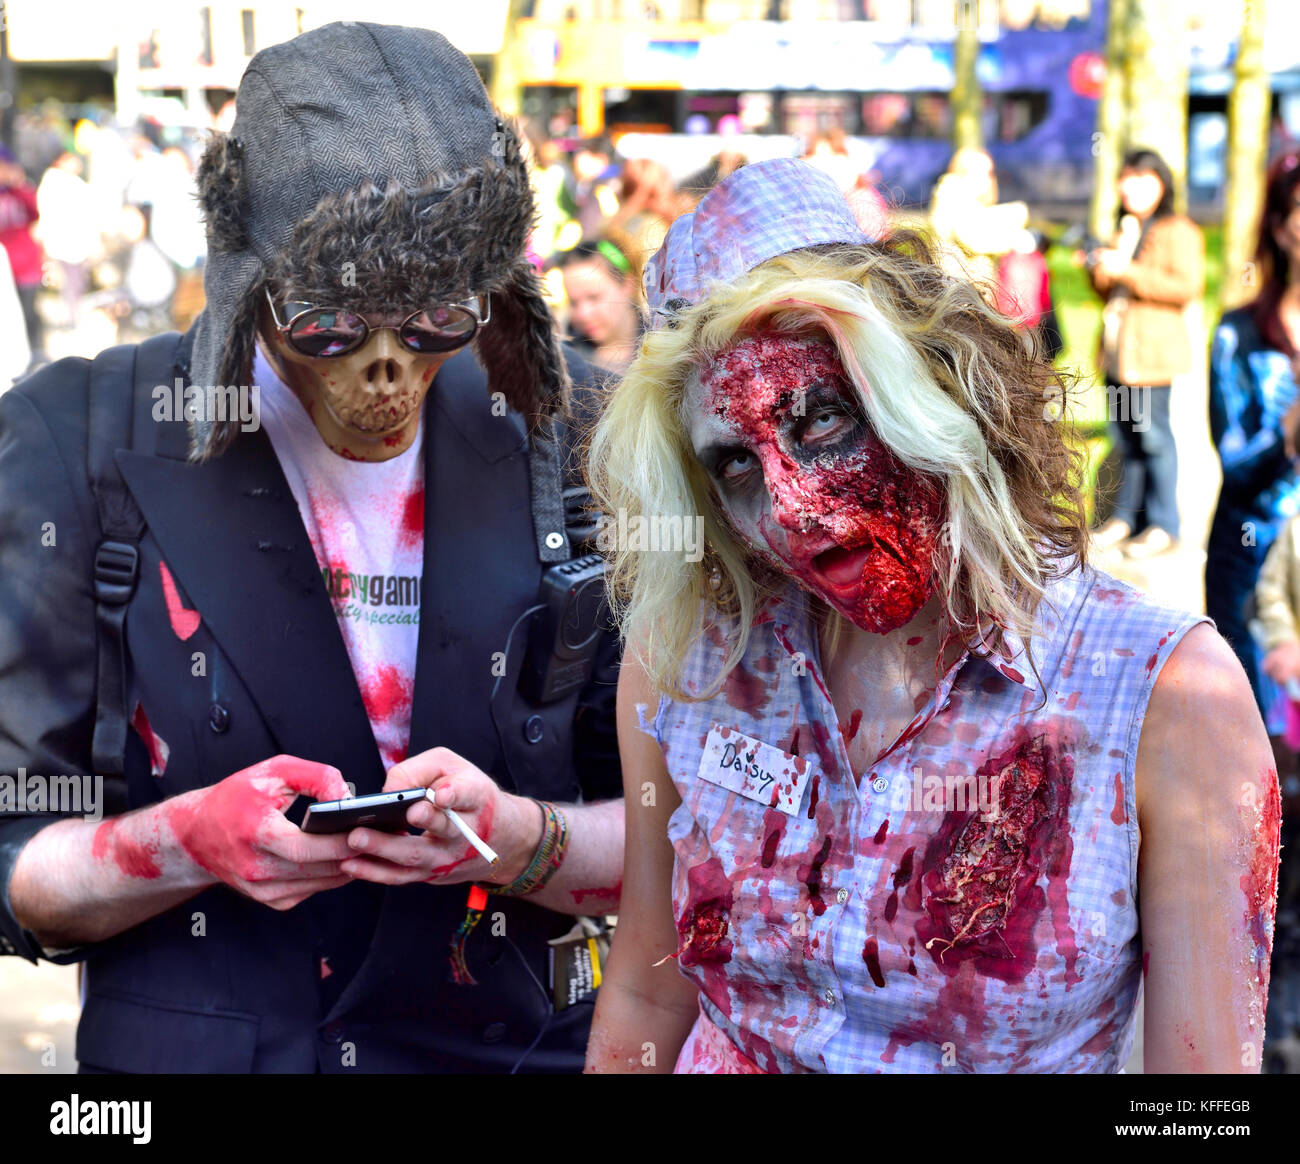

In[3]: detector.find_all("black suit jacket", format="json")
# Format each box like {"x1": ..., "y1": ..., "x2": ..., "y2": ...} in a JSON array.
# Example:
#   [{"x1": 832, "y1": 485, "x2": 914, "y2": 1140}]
[{"x1": 0, "y1": 334, "x2": 621, "y2": 1072}]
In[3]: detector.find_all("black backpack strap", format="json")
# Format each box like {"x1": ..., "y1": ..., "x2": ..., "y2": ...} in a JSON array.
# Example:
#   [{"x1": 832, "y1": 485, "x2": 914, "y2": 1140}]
[{"x1": 87, "y1": 331, "x2": 183, "y2": 776}]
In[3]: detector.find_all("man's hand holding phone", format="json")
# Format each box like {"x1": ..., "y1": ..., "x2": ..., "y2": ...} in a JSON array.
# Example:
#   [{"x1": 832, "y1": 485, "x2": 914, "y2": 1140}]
[
  {"x1": 338, "y1": 747, "x2": 540, "y2": 887},
  {"x1": 162, "y1": 755, "x2": 357, "y2": 910}
]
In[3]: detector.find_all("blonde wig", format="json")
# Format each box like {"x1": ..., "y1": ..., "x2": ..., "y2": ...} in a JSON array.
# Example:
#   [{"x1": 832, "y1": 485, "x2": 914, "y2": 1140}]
[{"x1": 585, "y1": 231, "x2": 1088, "y2": 702}]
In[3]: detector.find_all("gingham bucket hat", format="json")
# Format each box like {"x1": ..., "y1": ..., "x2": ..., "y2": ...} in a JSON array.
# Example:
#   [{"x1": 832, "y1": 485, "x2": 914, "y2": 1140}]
[{"x1": 642, "y1": 157, "x2": 875, "y2": 330}]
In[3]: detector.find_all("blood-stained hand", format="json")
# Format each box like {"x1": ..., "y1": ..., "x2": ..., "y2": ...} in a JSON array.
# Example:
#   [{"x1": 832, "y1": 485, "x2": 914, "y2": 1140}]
[
  {"x1": 340, "y1": 746, "x2": 540, "y2": 887},
  {"x1": 158, "y1": 755, "x2": 356, "y2": 910}
]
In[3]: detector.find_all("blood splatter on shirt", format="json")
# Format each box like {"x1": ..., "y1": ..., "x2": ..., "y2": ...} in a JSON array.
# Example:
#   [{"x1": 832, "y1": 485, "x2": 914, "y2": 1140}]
[
  {"x1": 255, "y1": 350, "x2": 423, "y2": 771},
  {"x1": 652, "y1": 561, "x2": 1213, "y2": 1073}
]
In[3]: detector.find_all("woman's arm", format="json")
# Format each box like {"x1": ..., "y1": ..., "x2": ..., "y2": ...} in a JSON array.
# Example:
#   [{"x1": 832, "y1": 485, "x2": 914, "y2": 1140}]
[
  {"x1": 584, "y1": 646, "x2": 700, "y2": 1073},
  {"x1": 1255, "y1": 520, "x2": 1300, "y2": 651},
  {"x1": 1207, "y1": 321, "x2": 1293, "y2": 496},
  {"x1": 1117, "y1": 218, "x2": 1206, "y2": 306},
  {"x1": 1136, "y1": 623, "x2": 1280, "y2": 1073}
]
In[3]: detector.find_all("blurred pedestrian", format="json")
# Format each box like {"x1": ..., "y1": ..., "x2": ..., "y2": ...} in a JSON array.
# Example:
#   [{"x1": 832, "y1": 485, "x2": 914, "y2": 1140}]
[
  {"x1": 607, "y1": 157, "x2": 682, "y2": 278},
  {"x1": 570, "y1": 136, "x2": 620, "y2": 241},
  {"x1": 996, "y1": 228, "x2": 1063, "y2": 364},
  {"x1": 1251, "y1": 492, "x2": 1300, "y2": 1071},
  {"x1": 1088, "y1": 147, "x2": 1205, "y2": 559},
  {"x1": 802, "y1": 128, "x2": 861, "y2": 193},
  {"x1": 1255, "y1": 495, "x2": 1300, "y2": 783},
  {"x1": 555, "y1": 238, "x2": 643, "y2": 376},
  {"x1": 929, "y1": 147, "x2": 1028, "y2": 284},
  {"x1": 35, "y1": 152, "x2": 100, "y2": 330},
  {"x1": 0, "y1": 244, "x2": 31, "y2": 385},
  {"x1": 520, "y1": 117, "x2": 574, "y2": 264},
  {"x1": 119, "y1": 204, "x2": 179, "y2": 335},
  {"x1": 1206, "y1": 150, "x2": 1300, "y2": 747},
  {"x1": 0, "y1": 147, "x2": 47, "y2": 369},
  {"x1": 680, "y1": 147, "x2": 746, "y2": 202},
  {"x1": 149, "y1": 147, "x2": 206, "y2": 272},
  {"x1": 845, "y1": 172, "x2": 890, "y2": 242}
]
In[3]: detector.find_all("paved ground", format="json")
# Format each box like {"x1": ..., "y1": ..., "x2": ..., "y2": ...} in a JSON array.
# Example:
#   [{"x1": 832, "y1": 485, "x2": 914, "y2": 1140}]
[
  {"x1": 0, "y1": 311, "x2": 1225, "y2": 1074},
  {"x1": 0, "y1": 960, "x2": 79, "y2": 1073}
]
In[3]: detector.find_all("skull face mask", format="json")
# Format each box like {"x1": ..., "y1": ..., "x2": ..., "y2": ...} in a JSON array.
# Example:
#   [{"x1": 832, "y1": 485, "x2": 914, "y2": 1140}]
[
  {"x1": 188, "y1": 23, "x2": 570, "y2": 463},
  {"x1": 685, "y1": 329, "x2": 947, "y2": 634},
  {"x1": 259, "y1": 302, "x2": 461, "y2": 461}
]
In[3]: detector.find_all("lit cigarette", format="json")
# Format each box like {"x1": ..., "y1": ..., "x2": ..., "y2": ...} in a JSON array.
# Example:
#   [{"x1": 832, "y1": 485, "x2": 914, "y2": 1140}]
[{"x1": 426, "y1": 791, "x2": 500, "y2": 866}]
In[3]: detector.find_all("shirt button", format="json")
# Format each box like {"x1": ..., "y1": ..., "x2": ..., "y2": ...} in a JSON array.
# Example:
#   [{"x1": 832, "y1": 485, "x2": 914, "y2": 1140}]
[
  {"x1": 871, "y1": 776, "x2": 888, "y2": 793},
  {"x1": 823, "y1": 988, "x2": 836, "y2": 1006},
  {"x1": 523, "y1": 715, "x2": 545, "y2": 744},
  {"x1": 836, "y1": 887, "x2": 849, "y2": 905},
  {"x1": 208, "y1": 703, "x2": 230, "y2": 733}
]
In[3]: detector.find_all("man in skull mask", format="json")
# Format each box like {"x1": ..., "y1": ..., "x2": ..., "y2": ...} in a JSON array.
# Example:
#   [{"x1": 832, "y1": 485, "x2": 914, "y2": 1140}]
[{"x1": 0, "y1": 23, "x2": 624, "y2": 1073}]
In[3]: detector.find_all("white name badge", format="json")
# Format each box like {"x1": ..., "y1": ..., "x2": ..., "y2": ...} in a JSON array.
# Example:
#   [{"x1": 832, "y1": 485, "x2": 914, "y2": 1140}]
[{"x1": 696, "y1": 724, "x2": 818, "y2": 817}]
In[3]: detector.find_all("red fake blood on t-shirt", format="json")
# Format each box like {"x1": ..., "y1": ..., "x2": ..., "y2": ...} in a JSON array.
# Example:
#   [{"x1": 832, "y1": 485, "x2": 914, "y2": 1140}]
[
  {"x1": 399, "y1": 486, "x2": 425, "y2": 551},
  {"x1": 360, "y1": 663, "x2": 412, "y2": 726}
]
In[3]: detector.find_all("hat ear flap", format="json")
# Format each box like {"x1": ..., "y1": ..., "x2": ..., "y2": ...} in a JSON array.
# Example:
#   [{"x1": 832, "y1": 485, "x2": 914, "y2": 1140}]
[
  {"x1": 189, "y1": 283, "x2": 261, "y2": 462},
  {"x1": 196, "y1": 131, "x2": 250, "y2": 254},
  {"x1": 474, "y1": 260, "x2": 570, "y2": 429}
]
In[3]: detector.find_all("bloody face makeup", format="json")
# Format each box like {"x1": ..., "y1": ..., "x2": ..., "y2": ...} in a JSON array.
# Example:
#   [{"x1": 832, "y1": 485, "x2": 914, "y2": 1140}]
[
  {"x1": 686, "y1": 329, "x2": 945, "y2": 634},
  {"x1": 260, "y1": 305, "x2": 458, "y2": 462}
]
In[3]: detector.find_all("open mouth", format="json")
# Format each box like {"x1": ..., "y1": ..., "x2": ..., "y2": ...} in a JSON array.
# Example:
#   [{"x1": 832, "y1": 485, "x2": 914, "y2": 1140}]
[
  {"x1": 811, "y1": 535, "x2": 910, "y2": 591},
  {"x1": 811, "y1": 542, "x2": 872, "y2": 589}
]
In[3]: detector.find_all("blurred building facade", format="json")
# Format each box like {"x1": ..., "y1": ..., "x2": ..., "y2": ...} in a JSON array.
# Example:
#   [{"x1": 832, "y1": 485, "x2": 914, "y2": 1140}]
[
  {"x1": 0, "y1": 1, "x2": 1298, "y2": 207},
  {"x1": 1, "y1": 2, "x2": 509, "y2": 129}
]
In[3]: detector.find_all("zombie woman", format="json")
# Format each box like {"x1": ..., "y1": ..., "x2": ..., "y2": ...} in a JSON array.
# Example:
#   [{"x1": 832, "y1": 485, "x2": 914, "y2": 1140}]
[{"x1": 583, "y1": 159, "x2": 1280, "y2": 1074}]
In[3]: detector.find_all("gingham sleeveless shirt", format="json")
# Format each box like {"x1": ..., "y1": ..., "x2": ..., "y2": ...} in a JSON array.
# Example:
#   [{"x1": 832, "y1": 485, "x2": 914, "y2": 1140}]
[{"x1": 649, "y1": 559, "x2": 1213, "y2": 1073}]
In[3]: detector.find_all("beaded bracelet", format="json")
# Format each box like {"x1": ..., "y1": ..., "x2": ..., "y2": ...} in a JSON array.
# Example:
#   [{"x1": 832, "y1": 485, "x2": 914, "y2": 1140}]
[
  {"x1": 450, "y1": 802, "x2": 571, "y2": 984},
  {"x1": 485, "y1": 800, "x2": 569, "y2": 898}
]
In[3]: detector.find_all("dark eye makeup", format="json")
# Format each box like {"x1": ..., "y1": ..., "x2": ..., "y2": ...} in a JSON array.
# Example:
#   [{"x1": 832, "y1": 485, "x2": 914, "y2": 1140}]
[{"x1": 698, "y1": 382, "x2": 868, "y2": 494}]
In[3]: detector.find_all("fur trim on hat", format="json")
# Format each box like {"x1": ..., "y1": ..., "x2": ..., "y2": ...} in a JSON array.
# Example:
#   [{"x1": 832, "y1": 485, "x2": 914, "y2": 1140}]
[
  {"x1": 190, "y1": 118, "x2": 568, "y2": 458},
  {"x1": 195, "y1": 133, "x2": 250, "y2": 255},
  {"x1": 190, "y1": 287, "x2": 260, "y2": 461},
  {"x1": 474, "y1": 257, "x2": 571, "y2": 421}
]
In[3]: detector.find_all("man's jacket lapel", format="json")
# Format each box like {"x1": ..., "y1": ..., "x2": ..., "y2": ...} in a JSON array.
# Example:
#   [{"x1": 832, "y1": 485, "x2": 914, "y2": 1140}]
[
  {"x1": 408, "y1": 348, "x2": 539, "y2": 786},
  {"x1": 116, "y1": 424, "x2": 385, "y2": 792}
]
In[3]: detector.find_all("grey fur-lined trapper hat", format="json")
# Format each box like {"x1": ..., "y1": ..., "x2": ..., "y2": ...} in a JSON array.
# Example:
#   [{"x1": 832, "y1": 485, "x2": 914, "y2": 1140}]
[{"x1": 189, "y1": 20, "x2": 568, "y2": 460}]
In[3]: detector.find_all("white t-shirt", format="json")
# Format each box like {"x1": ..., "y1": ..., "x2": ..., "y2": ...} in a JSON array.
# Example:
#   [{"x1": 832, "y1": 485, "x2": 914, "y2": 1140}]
[{"x1": 254, "y1": 348, "x2": 424, "y2": 771}]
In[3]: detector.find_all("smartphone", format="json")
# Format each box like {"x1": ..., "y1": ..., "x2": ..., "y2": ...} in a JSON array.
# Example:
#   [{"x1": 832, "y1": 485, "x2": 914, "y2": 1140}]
[{"x1": 300, "y1": 789, "x2": 429, "y2": 835}]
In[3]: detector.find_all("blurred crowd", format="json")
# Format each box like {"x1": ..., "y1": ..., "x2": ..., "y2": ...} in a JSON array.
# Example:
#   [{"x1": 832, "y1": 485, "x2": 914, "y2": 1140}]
[
  {"x1": 0, "y1": 106, "x2": 1064, "y2": 392},
  {"x1": 0, "y1": 106, "x2": 208, "y2": 384},
  {"x1": 525, "y1": 122, "x2": 898, "y2": 377}
]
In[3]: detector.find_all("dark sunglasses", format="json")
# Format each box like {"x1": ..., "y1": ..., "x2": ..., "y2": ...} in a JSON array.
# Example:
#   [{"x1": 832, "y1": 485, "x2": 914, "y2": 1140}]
[{"x1": 265, "y1": 287, "x2": 491, "y2": 358}]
